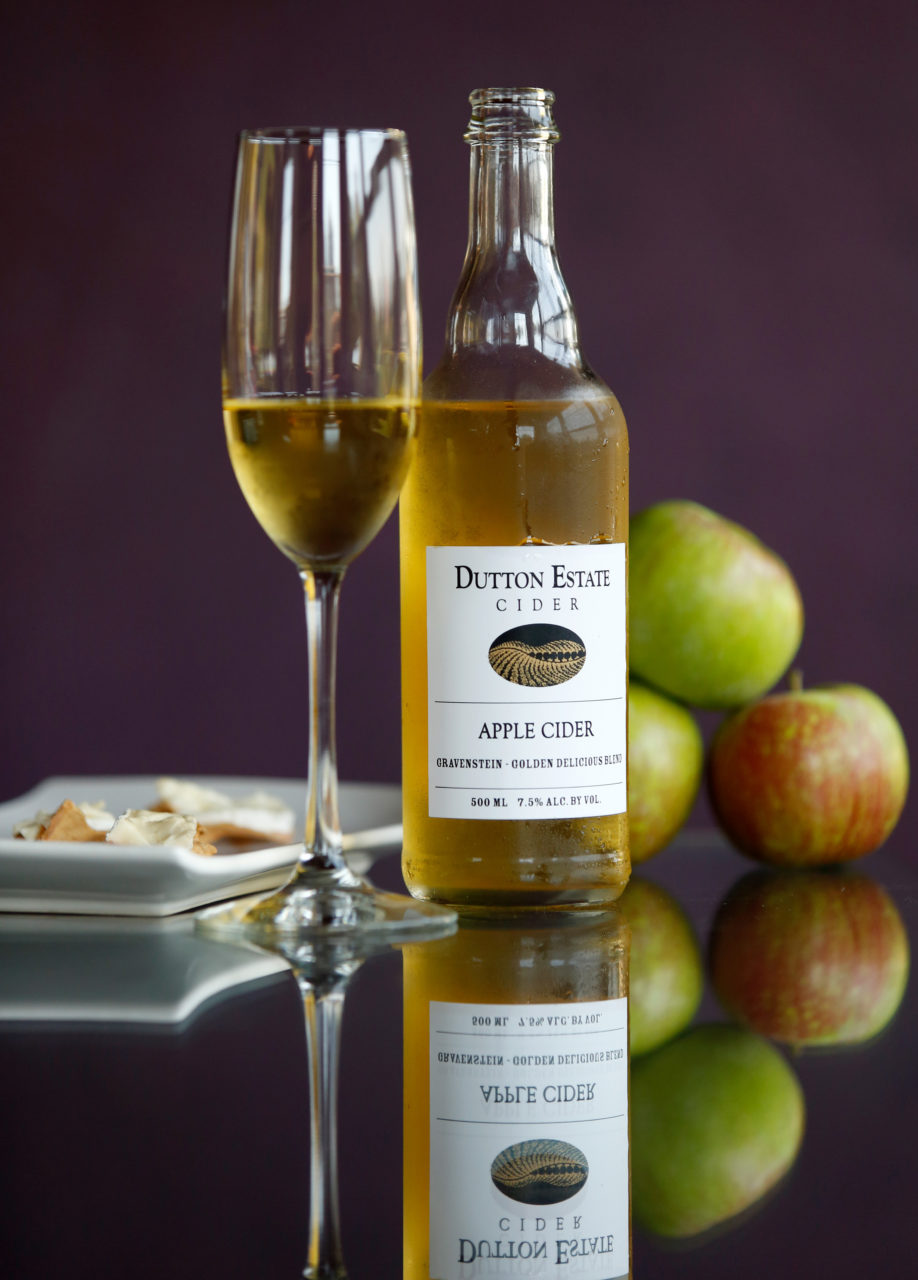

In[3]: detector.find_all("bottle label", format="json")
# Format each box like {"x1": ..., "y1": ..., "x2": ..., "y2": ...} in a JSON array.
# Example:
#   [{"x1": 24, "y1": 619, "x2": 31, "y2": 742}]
[
  {"x1": 426, "y1": 544, "x2": 627, "y2": 820},
  {"x1": 428, "y1": 997, "x2": 630, "y2": 1280}
]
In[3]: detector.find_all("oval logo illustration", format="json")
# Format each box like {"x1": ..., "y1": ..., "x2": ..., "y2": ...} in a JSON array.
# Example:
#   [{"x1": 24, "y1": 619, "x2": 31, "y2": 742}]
[
  {"x1": 488, "y1": 624, "x2": 587, "y2": 688},
  {"x1": 490, "y1": 1139, "x2": 589, "y2": 1205}
]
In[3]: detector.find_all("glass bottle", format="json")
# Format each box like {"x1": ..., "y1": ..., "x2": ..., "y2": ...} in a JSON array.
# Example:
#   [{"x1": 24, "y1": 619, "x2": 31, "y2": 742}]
[
  {"x1": 400, "y1": 87, "x2": 630, "y2": 906},
  {"x1": 403, "y1": 909, "x2": 631, "y2": 1280}
]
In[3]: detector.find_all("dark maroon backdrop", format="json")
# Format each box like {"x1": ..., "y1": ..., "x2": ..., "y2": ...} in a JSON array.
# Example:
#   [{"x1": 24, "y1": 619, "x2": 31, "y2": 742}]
[{"x1": 2, "y1": 2, "x2": 915, "y2": 857}]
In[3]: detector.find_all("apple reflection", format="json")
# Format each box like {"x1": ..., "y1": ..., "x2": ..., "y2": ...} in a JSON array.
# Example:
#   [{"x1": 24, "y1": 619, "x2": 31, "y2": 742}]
[
  {"x1": 627, "y1": 856, "x2": 911, "y2": 1246},
  {"x1": 618, "y1": 876, "x2": 703, "y2": 1056},
  {"x1": 631, "y1": 1023, "x2": 805, "y2": 1239},
  {"x1": 709, "y1": 868, "x2": 910, "y2": 1049}
]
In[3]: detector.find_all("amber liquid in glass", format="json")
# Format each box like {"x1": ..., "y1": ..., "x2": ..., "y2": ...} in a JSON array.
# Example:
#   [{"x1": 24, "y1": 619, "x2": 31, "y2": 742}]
[{"x1": 225, "y1": 398, "x2": 415, "y2": 570}]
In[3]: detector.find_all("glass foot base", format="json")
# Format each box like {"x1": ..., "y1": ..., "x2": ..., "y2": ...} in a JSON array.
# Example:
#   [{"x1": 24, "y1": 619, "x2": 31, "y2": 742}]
[{"x1": 195, "y1": 868, "x2": 456, "y2": 949}]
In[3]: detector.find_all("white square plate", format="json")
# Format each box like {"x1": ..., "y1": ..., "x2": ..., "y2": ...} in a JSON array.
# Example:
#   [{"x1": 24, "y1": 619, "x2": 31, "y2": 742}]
[{"x1": 0, "y1": 775, "x2": 401, "y2": 916}]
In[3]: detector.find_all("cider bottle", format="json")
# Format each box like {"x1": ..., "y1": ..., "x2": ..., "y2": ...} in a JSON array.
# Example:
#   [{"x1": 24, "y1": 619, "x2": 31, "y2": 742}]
[
  {"x1": 400, "y1": 87, "x2": 630, "y2": 906},
  {"x1": 403, "y1": 909, "x2": 631, "y2": 1280}
]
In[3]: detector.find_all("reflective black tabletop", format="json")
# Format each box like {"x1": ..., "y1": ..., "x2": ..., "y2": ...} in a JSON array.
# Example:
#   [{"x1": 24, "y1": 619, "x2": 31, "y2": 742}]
[{"x1": 1, "y1": 835, "x2": 915, "y2": 1279}]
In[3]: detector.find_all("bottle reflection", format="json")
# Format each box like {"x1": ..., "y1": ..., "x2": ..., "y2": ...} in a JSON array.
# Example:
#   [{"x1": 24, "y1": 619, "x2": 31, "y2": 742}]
[{"x1": 402, "y1": 909, "x2": 631, "y2": 1280}]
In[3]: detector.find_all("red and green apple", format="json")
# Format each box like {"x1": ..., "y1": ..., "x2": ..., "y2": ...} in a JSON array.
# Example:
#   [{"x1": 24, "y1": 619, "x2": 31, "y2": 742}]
[{"x1": 708, "y1": 681, "x2": 909, "y2": 865}]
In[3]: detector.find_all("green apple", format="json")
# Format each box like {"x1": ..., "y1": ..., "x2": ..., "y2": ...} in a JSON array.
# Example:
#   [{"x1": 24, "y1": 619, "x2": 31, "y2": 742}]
[
  {"x1": 631, "y1": 1023, "x2": 804, "y2": 1238},
  {"x1": 628, "y1": 680, "x2": 703, "y2": 861},
  {"x1": 710, "y1": 869, "x2": 910, "y2": 1047},
  {"x1": 619, "y1": 876, "x2": 703, "y2": 1055},
  {"x1": 629, "y1": 500, "x2": 803, "y2": 708},
  {"x1": 709, "y1": 682, "x2": 909, "y2": 865}
]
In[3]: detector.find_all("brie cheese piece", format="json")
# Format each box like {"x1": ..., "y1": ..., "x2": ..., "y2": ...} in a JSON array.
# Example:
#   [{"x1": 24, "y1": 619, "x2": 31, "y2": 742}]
[
  {"x1": 156, "y1": 777, "x2": 294, "y2": 839},
  {"x1": 107, "y1": 809, "x2": 198, "y2": 850}
]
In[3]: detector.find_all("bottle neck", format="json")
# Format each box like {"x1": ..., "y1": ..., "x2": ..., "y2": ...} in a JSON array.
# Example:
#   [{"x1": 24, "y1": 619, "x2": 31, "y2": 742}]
[{"x1": 445, "y1": 102, "x2": 581, "y2": 364}]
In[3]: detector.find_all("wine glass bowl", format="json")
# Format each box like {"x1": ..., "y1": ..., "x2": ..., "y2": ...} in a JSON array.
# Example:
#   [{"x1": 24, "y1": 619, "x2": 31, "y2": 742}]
[{"x1": 222, "y1": 126, "x2": 421, "y2": 575}]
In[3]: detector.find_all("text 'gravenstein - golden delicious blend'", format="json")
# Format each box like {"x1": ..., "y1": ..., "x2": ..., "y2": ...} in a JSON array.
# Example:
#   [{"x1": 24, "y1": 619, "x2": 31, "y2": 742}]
[{"x1": 400, "y1": 88, "x2": 630, "y2": 906}]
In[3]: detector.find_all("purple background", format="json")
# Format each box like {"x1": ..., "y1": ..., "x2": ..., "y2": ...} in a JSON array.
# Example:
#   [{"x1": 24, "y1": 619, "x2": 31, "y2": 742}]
[{"x1": 2, "y1": 2, "x2": 915, "y2": 857}]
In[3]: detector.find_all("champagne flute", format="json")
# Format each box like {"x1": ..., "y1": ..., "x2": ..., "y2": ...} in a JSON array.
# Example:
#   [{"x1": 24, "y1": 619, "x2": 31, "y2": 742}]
[{"x1": 197, "y1": 126, "x2": 454, "y2": 944}]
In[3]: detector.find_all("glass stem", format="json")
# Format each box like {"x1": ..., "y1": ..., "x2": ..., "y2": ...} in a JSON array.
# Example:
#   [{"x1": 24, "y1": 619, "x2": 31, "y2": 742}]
[
  {"x1": 297, "y1": 568, "x2": 350, "y2": 879},
  {"x1": 302, "y1": 979, "x2": 349, "y2": 1280}
]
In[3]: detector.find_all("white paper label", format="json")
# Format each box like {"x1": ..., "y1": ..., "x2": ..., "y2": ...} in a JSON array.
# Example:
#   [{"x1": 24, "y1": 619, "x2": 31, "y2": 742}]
[
  {"x1": 426, "y1": 544, "x2": 627, "y2": 820},
  {"x1": 429, "y1": 997, "x2": 630, "y2": 1280}
]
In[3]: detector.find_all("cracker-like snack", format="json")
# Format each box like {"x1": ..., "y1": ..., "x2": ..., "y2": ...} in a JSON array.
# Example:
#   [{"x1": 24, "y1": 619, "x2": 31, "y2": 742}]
[{"x1": 14, "y1": 799, "x2": 113, "y2": 843}]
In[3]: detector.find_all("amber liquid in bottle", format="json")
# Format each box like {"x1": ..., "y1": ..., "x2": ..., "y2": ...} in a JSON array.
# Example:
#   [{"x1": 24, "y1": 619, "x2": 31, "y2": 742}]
[
  {"x1": 403, "y1": 909, "x2": 631, "y2": 1280},
  {"x1": 400, "y1": 89, "x2": 630, "y2": 906}
]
